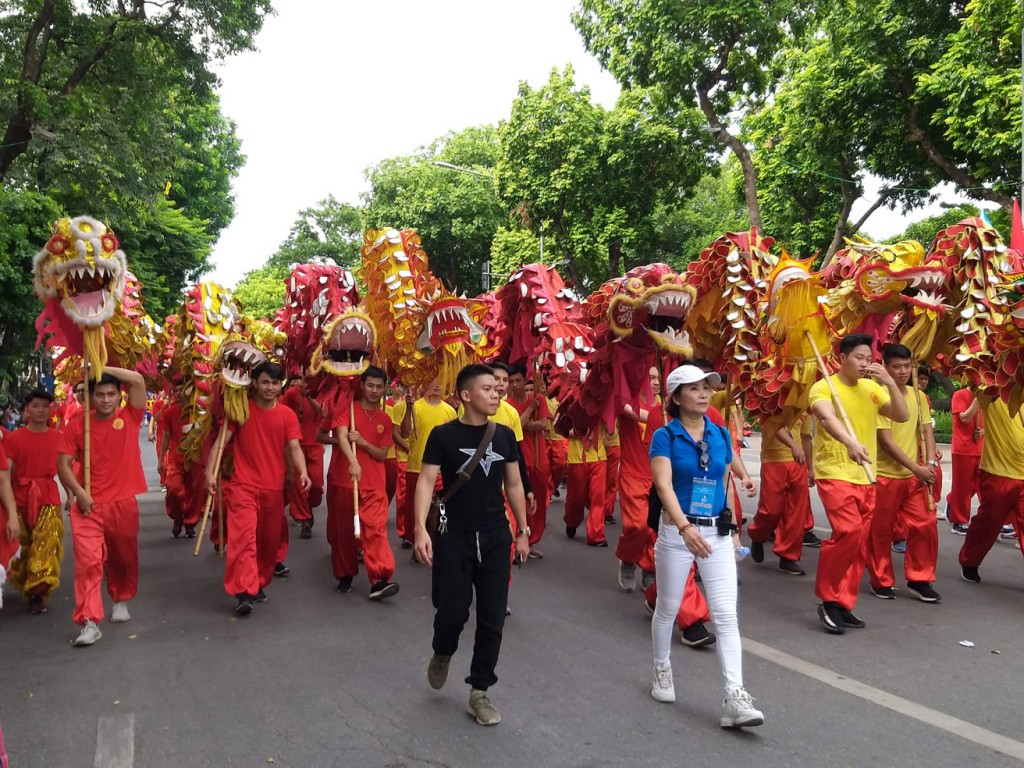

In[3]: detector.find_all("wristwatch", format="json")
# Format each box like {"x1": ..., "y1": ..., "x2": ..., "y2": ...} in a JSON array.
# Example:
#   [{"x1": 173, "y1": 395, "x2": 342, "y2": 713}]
[
  {"x1": 517, "y1": 526, "x2": 531, "y2": 538},
  {"x1": 927, "y1": 460, "x2": 939, "y2": 467}
]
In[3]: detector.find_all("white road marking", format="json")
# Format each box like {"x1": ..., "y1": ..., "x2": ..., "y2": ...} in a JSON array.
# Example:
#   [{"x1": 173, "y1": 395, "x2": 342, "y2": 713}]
[
  {"x1": 743, "y1": 638, "x2": 1024, "y2": 762},
  {"x1": 94, "y1": 714, "x2": 134, "y2": 768}
]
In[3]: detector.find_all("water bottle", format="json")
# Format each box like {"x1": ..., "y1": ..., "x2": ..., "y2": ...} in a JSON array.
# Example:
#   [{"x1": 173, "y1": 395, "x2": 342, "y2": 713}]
[{"x1": 735, "y1": 546, "x2": 750, "y2": 561}]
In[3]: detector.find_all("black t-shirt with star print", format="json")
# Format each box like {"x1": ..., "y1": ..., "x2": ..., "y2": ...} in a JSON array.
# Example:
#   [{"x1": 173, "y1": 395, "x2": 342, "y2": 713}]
[{"x1": 422, "y1": 419, "x2": 519, "y2": 532}]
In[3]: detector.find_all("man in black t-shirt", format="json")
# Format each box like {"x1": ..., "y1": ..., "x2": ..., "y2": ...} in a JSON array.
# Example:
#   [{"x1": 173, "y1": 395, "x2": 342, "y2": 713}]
[{"x1": 414, "y1": 364, "x2": 530, "y2": 726}]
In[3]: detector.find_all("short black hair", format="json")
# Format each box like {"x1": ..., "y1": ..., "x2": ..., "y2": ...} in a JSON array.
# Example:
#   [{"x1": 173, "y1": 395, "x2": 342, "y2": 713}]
[
  {"x1": 455, "y1": 364, "x2": 495, "y2": 396},
  {"x1": 253, "y1": 361, "x2": 284, "y2": 382},
  {"x1": 508, "y1": 363, "x2": 528, "y2": 378},
  {"x1": 917, "y1": 364, "x2": 931, "y2": 378},
  {"x1": 882, "y1": 343, "x2": 912, "y2": 363},
  {"x1": 691, "y1": 358, "x2": 714, "y2": 372},
  {"x1": 839, "y1": 333, "x2": 875, "y2": 356},
  {"x1": 490, "y1": 361, "x2": 512, "y2": 375},
  {"x1": 89, "y1": 373, "x2": 121, "y2": 394},
  {"x1": 23, "y1": 387, "x2": 54, "y2": 408},
  {"x1": 361, "y1": 365, "x2": 387, "y2": 384}
]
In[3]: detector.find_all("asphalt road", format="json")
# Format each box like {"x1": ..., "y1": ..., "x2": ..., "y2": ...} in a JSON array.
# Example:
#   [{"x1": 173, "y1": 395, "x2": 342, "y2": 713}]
[{"x1": 1, "y1": 434, "x2": 1023, "y2": 768}]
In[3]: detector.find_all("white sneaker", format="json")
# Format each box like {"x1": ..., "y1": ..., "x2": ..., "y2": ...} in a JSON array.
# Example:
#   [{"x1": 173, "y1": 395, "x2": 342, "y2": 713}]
[
  {"x1": 937, "y1": 504, "x2": 948, "y2": 521},
  {"x1": 110, "y1": 602, "x2": 131, "y2": 623},
  {"x1": 651, "y1": 661, "x2": 675, "y2": 703},
  {"x1": 72, "y1": 620, "x2": 103, "y2": 647},
  {"x1": 618, "y1": 561, "x2": 636, "y2": 592},
  {"x1": 1000, "y1": 525, "x2": 1018, "y2": 539},
  {"x1": 721, "y1": 688, "x2": 764, "y2": 728}
]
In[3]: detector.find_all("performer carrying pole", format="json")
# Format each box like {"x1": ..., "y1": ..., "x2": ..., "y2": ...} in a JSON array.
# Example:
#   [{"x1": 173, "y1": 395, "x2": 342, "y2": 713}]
[{"x1": 194, "y1": 423, "x2": 230, "y2": 557}]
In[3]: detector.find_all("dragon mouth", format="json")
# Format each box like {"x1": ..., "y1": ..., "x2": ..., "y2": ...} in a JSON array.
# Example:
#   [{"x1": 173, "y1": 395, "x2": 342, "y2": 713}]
[
  {"x1": 768, "y1": 266, "x2": 810, "y2": 311},
  {"x1": 221, "y1": 341, "x2": 267, "y2": 388},
  {"x1": 642, "y1": 289, "x2": 693, "y2": 353},
  {"x1": 855, "y1": 264, "x2": 949, "y2": 311},
  {"x1": 899, "y1": 269, "x2": 949, "y2": 310},
  {"x1": 418, "y1": 298, "x2": 484, "y2": 354},
  {"x1": 324, "y1": 316, "x2": 374, "y2": 374},
  {"x1": 56, "y1": 258, "x2": 123, "y2": 325}
]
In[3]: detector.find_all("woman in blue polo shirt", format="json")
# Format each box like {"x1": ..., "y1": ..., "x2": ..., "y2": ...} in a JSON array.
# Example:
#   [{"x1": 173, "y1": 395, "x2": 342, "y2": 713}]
[{"x1": 648, "y1": 364, "x2": 763, "y2": 729}]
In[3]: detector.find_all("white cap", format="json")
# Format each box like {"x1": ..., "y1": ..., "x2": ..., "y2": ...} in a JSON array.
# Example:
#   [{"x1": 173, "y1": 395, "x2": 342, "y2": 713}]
[{"x1": 665, "y1": 364, "x2": 721, "y2": 394}]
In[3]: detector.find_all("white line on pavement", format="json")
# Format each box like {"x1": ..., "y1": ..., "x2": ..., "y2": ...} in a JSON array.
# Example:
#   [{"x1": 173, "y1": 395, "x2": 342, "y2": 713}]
[
  {"x1": 94, "y1": 714, "x2": 134, "y2": 768},
  {"x1": 743, "y1": 638, "x2": 1024, "y2": 762}
]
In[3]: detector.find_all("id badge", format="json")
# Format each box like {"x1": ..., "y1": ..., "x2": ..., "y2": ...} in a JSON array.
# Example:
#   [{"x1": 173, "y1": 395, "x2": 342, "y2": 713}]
[{"x1": 689, "y1": 477, "x2": 717, "y2": 517}]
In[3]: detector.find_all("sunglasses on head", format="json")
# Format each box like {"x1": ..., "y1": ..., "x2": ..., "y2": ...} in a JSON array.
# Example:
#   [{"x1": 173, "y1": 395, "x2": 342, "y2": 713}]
[{"x1": 697, "y1": 439, "x2": 710, "y2": 471}]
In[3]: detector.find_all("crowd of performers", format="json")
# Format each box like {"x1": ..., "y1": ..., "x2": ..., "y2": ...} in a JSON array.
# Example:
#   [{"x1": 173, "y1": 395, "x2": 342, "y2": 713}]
[{"x1": 5, "y1": 213, "x2": 1024, "y2": 729}]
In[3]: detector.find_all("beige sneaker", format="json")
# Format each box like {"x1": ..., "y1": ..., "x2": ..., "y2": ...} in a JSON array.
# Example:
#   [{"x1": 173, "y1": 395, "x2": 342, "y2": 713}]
[
  {"x1": 110, "y1": 602, "x2": 131, "y2": 623},
  {"x1": 427, "y1": 653, "x2": 450, "y2": 690},
  {"x1": 467, "y1": 689, "x2": 501, "y2": 725},
  {"x1": 72, "y1": 620, "x2": 102, "y2": 647}
]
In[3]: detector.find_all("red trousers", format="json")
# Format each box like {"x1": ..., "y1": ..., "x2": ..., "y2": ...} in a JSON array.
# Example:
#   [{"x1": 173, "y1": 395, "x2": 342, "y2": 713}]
[
  {"x1": 288, "y1": 443, "x2": 324, "y2": 523},
  {"x1": 164, "y1": 461, "x2": 204, "y2": 526},
  {"x1": 208, "y1": 481, "x2": 228, "y2": 547},
  {"x1": 565, "y1": 461, "x2": 607, "y2": 544},
  {"x1": 69, "y1": 498, "x2": 139, "y2": 625},
  {"x1": 814, "y1": 479, "x2": 876, "y2": 610},
  {"x1": 223, "y1": 484, "x2": 285, "y2": 597},
  {"x1": 644, "y1": 566, "x2": 710, "y2": 628},
  {"x1": 614, "y1": 472, "x2": 655, "y2": 570},
  {"x1": 605, "y1": 446, "x2": 621, "y2": 517},
  {"x1": 869, "y1": 475, "x2": 937, "y2": 587},
  {"x1": 385, "y1": 458, "x2": 398, "y2": 504},
  {"x1": 748, "y1": 461, "x2": 811, "y2": 562},
  {"x1": 893, "y1": 464, "x2": 943, "y2": 540},
  {"x1": 326, "y1": 484, "x2": 394, "y2": 584},
  {"x1": 946, "y1": 453, "x2": 981, "y2": 525},
  {"x1": 959, "y1": 471, "x2": 1024, "y2": 568},
  {"x1": 548, "y1": 440, "x2": 568, "y2": 492},
  {"x1": 525, "y1": 461, "x2": 550, "y2": 545}
]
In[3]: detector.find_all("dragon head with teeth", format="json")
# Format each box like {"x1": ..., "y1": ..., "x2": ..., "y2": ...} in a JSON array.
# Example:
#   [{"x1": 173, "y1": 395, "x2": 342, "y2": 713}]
[
  {"x1": 34, "y1": 216, "x2": 127, "y2": 328},
  {"x1": 311, "y1": 310, "x2": 377, "y2": 377},
  {"x1": 603, "y1": 264, "x2": 695, "y2": 357}
]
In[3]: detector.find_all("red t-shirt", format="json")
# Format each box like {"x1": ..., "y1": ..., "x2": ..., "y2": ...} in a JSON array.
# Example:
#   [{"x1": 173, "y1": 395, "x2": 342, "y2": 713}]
[
  {"x1": 619, "y1": 402, "x2": 665, "y2": 476},
  {"x1": 327, "y1": 404, "x2": 393, "y2": 489},
  {"x1": 506, "y1": 395, "x2": 550, "y2": 468},
  {"x1": 0, "y1": 441, "x2": 7, "y2": 470},
  {"x1": 151, "y1": 399, "x2": 166, "y2": 429},
  {"x1": 158, "y1": 402, "x2": 191, "y2": 467},
  {"x1": 3, "y1": 427, "x2": 61, "y2": 506},
  {"x1": 230, "y1": 402, "x2": 301, "y2": 491},
  {"x1": 59, "y1": 404, "x2": 147, "y2": 503},
  {"x1": 950, "y1": 388, "x2": 983, "y2": 457},
  {"x1": 61, "y1": 398, "x2": 82, "y2": 427},
  {"x1": 280, "y1": 388, "x2": 322, "y2": 445}
]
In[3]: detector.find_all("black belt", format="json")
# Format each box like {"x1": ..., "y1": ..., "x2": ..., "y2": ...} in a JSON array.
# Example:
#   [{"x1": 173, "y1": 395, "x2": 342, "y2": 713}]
[{"x1": 685, "y1": 515, "x2": 717, "y2": 527}]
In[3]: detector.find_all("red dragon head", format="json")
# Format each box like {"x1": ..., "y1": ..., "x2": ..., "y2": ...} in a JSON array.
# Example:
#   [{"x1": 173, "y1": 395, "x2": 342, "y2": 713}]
[{"x1": 600, "y1": 264, "x2": 694, "y2": 357}]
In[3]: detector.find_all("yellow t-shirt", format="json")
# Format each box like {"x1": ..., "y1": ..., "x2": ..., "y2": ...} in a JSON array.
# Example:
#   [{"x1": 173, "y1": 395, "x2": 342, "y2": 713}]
[
  {"x1": 877, "y1": 387, "x2": 932, "y2": 479},
  {"x1": 390, "y1": 398, "x2": 456, "y2": 472},
  {"x1": 456, "y1": 399, "x2": 524, "y2": 442},
  {"x1": 568, "y1": 434, "x2": 607, "y2": 464},
  {"x1": 809, "y1": 376, "x2": 891, "y2": 485},
  {"x1": 385, "y1": 404, "x2": 408, "y2": 462},
  {"x1": 979, "y1": 398, "x2": 1024, "y2": 480},
  {"x1": 761, "y1": 414, "x2": 811, "y2": 464},
  {"x1": 545, "y1": 396, "x2": 564, "y2": 441}
]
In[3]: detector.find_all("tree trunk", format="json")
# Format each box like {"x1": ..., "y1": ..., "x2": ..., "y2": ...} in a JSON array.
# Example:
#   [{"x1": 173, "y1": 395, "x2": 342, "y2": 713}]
[
  {"x1": 695, "y1": 84, "x2": 762, "y2": 233},
  {"x1": 608, "y1": 241, "x2": 622, "y2": 278}
]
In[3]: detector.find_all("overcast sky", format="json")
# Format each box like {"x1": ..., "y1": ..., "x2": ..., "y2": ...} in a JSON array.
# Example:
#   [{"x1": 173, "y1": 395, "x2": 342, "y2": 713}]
[{"x1": 207, "y1": 1, "x2": 975, "y2": 288}]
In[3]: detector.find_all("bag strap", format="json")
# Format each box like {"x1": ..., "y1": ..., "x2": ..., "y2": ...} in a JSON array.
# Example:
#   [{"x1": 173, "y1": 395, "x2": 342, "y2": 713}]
[{"x1": 439, "y1": 419, "x2": 497, "y2": 504}]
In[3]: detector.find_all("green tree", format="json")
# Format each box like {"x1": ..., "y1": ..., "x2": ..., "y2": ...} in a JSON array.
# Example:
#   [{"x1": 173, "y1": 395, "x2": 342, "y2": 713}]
[
  {"x1": 884, "y1": 204, "x2": 1010, "y2": 247},
  {"x1": 233, "y1": 263, "x2": 290, "y2": 321},
  {"x1": 363, "y1": 125, "x2": 506, "y2": 294},
  {"x1": 266, "y1": 195, "x2": 364, "y2": 271}
]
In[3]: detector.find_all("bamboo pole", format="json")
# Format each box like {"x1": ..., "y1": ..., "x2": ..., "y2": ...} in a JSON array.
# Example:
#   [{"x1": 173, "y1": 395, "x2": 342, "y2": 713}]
[
  {"x1": 803, "y1": 330, "x2": 876, "y2": 484},
  {"x1": 194, "y1": 422, "x2": 230, "y2": 556},
  {"x1": 216, "y1": 473, "x2": 225, "y2": 559}
]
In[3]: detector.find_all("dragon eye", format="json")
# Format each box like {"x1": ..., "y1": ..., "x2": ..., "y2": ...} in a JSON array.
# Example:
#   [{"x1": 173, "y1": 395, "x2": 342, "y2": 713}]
[{"x1": 627, "y1": 278, "x2": 643, "y2": 292}]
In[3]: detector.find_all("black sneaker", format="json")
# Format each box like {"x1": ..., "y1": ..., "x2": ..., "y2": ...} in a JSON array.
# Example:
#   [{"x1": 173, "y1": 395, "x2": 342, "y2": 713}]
[
  {"x1": 337, "y1": 577, "x2": 353, "y2": 593},
  {"x1": 818, "y1": 602, "x2": 844, "y2": 634},
  {"x1": 871, "y1": 585, "x2": 896, "y2": 599},
  {"x1": 950, "y1": 523, "x2": 969, "y2": 536},
  {"x1": 803, "y1": 531, "x2": 823, "y2": 548},
  {"x1": 552, "y1": 489, "x2": 561, "y2": 499},
  {"x1": 300, "y1": 522, "x2": 312, "y2": 539},
  {"x1": 235, "y1": 595, "x2": 254, "y2": 616},
  {"x1": 565, "y1": 525, "x2": 577, "y2": 539},
  {"x1": 184, "y1": 525, "x2": 196, "y2": 538},
  {"x1": 961, "y1": 565, "x2": 981, "y2": 583},
  {"x1": 604, "y1": 515, "x2": 617, "y2": 526},
  {"x1": 255, "y1": 588, "x2": 268, "y2": 603},
  {"x1": 369, "y1": 580, "x2": 399, "y2": 601},
  {"x1": 841, "y1": 608, "x2": 866, "y2": 628},
  {"x1": 274, "y1": 562, "x2": 290, "y2": 577},
  {"x1": 680, "y1": 621, "x2": 716, "y2": 648},
  {"x1": 400, "y1": 540, "x2": 413, "y2": 550},
  {"x1": 588, "y1": 540, "x2": 609, "y2": 548},
  {"x1": 777, "y1": 558, "x2": 804, "y2": 575},
  {"x1": 172, "y1": 519, "x2": 183, "y2": 538},
  {"x1": 357, "y1": 549, "x2": 364, "y2": 563},
  {"x1": 907, "y1": 581, "x2": 941, "y2": 602},
  {"x1": 750, "y1": 540, "x2": 765, "y2": 563}
]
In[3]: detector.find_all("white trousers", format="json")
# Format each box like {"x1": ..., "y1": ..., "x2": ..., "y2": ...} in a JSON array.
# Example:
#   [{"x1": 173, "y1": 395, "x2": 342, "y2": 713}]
[{"x1": 651, "y1": 519, "x2": 744, "y2": 694}]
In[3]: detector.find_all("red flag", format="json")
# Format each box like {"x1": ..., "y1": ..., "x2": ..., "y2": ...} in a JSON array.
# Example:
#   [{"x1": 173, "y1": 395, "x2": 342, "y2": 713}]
[{"x1": 1011, "y1": 198, "x2": 1024, "y2": 253}]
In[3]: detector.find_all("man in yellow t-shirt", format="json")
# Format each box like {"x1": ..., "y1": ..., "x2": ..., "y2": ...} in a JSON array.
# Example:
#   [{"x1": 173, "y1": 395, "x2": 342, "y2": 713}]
[
  {"x1": 959, "y1": 395, "x2": 1024, "y2": 582},
  {"x1": 545, "y1": 392, "x2": 568, "y2": 497},
  {"x1": 748, "y1": 413, "x2": 814, "y2": 575},
  {"x1": 565, "y1": 429, "x2": 608, "y2": 546},
  {"x1": 866, "y1": 345, "x2": 940, "y2": 602},
  {"x1": 808, "y1": 333, "x2": 908, "y2": 634},
  {"x1": 385, "y1": 385, "x2": 412, "y2": 539},
  {"x1": 391, "y1": 378, "x2": 456, "y2": 548}
]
